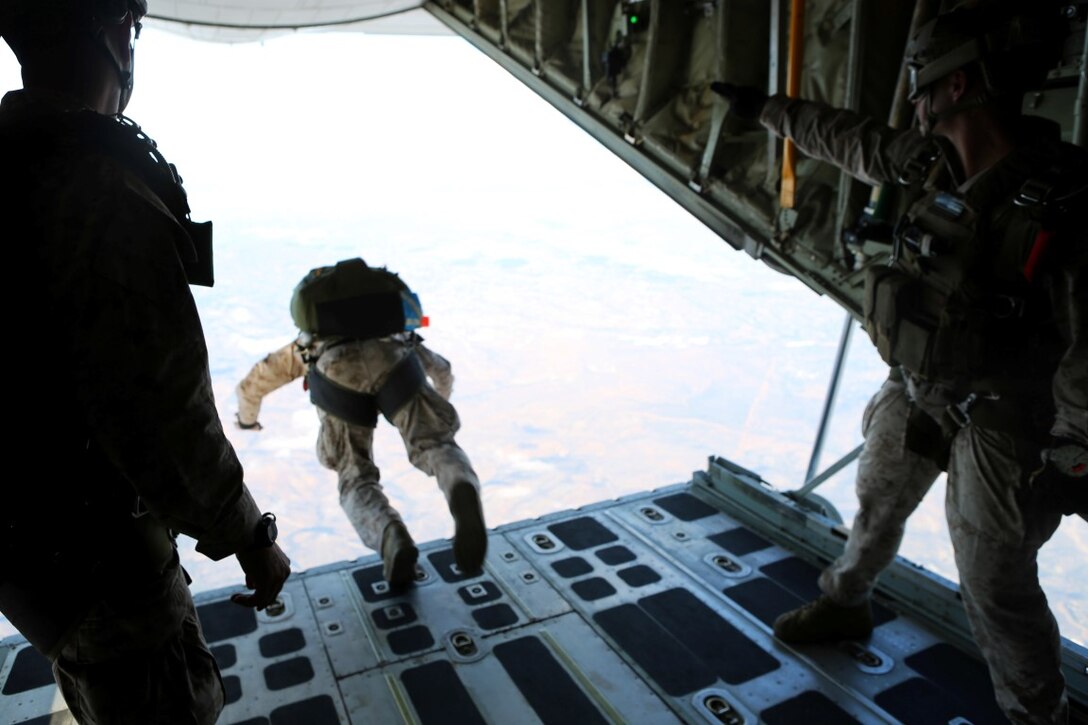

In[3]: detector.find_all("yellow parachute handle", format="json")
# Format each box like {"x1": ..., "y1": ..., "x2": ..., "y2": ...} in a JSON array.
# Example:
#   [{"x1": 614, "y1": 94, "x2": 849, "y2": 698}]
[{"x1": 780, "y1": 0, "x2": 806, "y2": 210}]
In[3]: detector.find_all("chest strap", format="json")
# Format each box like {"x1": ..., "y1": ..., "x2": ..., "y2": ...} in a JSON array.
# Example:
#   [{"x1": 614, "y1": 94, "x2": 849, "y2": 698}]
[{"x1": 308, "y1": 352, "x2": 426, "y2": 428}]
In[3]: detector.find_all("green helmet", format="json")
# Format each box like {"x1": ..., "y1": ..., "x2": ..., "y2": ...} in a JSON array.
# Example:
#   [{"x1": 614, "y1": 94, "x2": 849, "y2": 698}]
[{"x1": 905, "y1": 3, "x2": 1064, "y2": 102}]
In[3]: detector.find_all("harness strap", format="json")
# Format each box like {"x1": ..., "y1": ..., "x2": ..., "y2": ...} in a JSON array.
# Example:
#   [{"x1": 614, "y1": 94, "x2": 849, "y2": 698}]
[
  {"x1": 376, "y1": 353, "x2": 427, "y2": 423},
  {"x1": 307, "y1": 352, "x2": 427, "y2": 428},
  {"x1": 308, "y1": 367, "x2": 379, "y2": 428},
  {"x1": 940, "y1": 393, "x2": 1050, "y2": 443}
]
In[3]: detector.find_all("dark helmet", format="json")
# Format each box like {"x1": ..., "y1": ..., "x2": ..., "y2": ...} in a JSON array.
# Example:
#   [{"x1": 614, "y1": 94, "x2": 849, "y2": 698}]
[
  {"x1": 905, "y1": 2, "x2": 1065, "y2": 102},
  {"x1": 1, "y1": 0, "x2": 147, "y2": 27},
  {"x1": 1, "y1": 0, "x2": 147, "y2": 58}
]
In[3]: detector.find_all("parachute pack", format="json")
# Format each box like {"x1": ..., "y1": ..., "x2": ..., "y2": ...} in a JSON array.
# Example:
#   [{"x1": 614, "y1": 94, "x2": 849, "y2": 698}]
[{"x1": 289, "y1": 258, "x2": 426, "y2": 338}]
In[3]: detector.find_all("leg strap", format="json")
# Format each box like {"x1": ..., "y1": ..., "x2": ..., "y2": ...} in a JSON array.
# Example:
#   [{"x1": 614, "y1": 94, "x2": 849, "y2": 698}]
[{"x1": 376, "y1": 353, "x2": 426, "y2": 423}]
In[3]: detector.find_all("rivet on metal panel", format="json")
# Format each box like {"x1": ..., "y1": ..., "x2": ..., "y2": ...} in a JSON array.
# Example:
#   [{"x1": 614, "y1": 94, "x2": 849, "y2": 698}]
[
  {"x1": 712, "y1": 555, "x2": 742, "y2": 573},
  {"x1": 841, "y1": 641, "x2": 882, "y2": 668},
  {"x1": 372, "y1": 581, "x2": 390, "y2": 596},
  {"x1": 532, "y1": 534, "x2": 556, "y2": 550},
  {"x1": 640, "y1": 507, "x2": 665, "y2": 522},
  {"x1": 385, "y1": 605, "x2": 404, "y2": 621},
  {"x1": 265, "y1": 598, "x2": 286, "y2": 617},
  {"x1": 673, "y1": 531, "x2": 690, "y2": 541},
  {"x1": 315, "y1": 596, "x2": 332, "y2": 608},
  {"x1": 521, "y1": 571, "x2": 538, "y2": 583},
  {"x1": 704, "y1": 694, "x2": 744, "y2": 724},
  {"x1": 467, "y1": 584, "x2": 487, "y2": 599},
  {"x1": 413, "y1": 565, "x2": 428, "y2": 582},
  {"x1": 324, "y1": 621, "x2": 343, "y2": 636},
  {"x1": 835, "y1": 641, "x2": 893, "y2": 675},
  {"x1": 450, "y1": 631, "x2": 477, "y2": 657},
  {"x1": 501, "y1": 551, "x2": 518, "y2": 561}
]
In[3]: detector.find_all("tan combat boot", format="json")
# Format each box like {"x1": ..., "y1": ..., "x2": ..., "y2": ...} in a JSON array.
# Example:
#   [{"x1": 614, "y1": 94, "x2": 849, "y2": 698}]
[
  {"x1": 381, "y1": 521, "x2": 419, "y2": 589},
  {"x1": 773, "y1": 595, "x2": 874, "y2": 644},
  {"x1": 448, "y1": 482, "x2": 487, "y2": 575}
]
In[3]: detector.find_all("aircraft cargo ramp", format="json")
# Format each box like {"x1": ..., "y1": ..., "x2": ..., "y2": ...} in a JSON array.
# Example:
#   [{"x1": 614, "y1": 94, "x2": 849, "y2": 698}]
[{"x1": 2, "y1": 456, "x2": 1086, "y2": 724}]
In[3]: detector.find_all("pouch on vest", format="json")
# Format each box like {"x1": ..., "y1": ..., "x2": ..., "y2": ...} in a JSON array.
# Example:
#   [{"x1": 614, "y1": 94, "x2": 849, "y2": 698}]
[
  {"x1": 927, "y1": 303, "x2": 992, "y2": 380},
  {"x1": 863, "y1": 267, "x2": 929, "y2": 368},
  {"x1": 898, "y1": 190, "x2": 977, "y2": 260},
  {"x1": 864, "y1": 267, "x2": 996, "y2": 379},
  {"x1": 290, "y1": 258, "x2": 425, "y2": 339},
  {"x1": 864, "y1": 189, "x2": 983, "y2": 378}
]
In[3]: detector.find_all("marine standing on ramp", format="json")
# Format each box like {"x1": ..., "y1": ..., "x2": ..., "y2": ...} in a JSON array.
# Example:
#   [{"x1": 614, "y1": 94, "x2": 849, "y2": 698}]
[
  {"x1": 0, "y1": 2, "x2": 291, "y2": 722},
  {"x1": 714, "y1": 3, "x2": 1086, "y2": 722},
  {"x1": 236, "y1": 258, "x2": 487, "y2": 587}
]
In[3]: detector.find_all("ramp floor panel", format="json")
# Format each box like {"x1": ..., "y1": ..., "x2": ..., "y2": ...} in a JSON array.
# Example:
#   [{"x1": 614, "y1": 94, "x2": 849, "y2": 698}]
[{"x1": 3, "y1": 466, "x2": 1085, "y2": 724}]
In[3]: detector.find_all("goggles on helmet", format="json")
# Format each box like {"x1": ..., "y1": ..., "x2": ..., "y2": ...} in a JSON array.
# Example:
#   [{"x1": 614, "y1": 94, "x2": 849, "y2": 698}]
[{"x1": 906, "y1": 35, "x2": 982, "y2": 103}]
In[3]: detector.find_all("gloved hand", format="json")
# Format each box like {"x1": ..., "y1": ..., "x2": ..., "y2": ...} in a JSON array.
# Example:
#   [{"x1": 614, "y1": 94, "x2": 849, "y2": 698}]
[
  {"x1": 236, "y1": 413, "x2": 263, "y2": 431},
  {"x1": 710, "y1": 81, "x2": 769, "y2": 121},
  {"x1": 1029, "y1": 440, "x2": 1087, "y2": 517}
]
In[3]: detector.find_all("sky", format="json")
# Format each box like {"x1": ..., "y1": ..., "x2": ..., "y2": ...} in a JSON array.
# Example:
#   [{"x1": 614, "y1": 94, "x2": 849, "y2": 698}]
[{"x1": 0, "y1": 21, "x2": 1084, "y2": 648}]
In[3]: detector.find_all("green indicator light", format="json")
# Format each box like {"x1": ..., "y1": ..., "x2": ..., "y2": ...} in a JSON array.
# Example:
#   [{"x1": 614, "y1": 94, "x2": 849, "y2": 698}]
[{"x1": 630, "y1": 15, "x2": 639, "y2": 23}]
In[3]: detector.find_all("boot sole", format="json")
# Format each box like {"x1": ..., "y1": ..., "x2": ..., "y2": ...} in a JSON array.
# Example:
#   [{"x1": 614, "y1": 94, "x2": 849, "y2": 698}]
[
  {"x1": 450, "y1": 483, "x2": 486, "y2": 574},
  {"x1": 773, "y1": 606, "x2": 874, "y2": 644},
  {"x1": 773, "y1": 623, "x2": 874, "y2": 644},
  {"x1": 386, "y1": 544, "x2": 419, "y2": 589}
]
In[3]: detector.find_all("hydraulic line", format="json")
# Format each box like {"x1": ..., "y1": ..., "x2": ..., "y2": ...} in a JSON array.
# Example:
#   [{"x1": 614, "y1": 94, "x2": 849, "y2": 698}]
[{"x1": 779, "y1": 0, "x2": 805, "y2": 209}]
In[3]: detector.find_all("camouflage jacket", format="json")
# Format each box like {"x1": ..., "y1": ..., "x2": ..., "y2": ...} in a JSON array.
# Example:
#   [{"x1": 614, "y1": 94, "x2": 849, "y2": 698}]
[
  {"x1": 761, "y1": 94, "x2": 1087, "y2": 446},
  {"x1": 0, "y1": 90, "x2": 262, "y2": 569}
]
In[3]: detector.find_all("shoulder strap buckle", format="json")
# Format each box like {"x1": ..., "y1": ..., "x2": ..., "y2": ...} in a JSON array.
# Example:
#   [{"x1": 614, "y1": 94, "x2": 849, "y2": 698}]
[
  {"x1": 1014, "y1": 177, "x2": 1056, "y2": 209},
  {"x1": 897, "y1": 144, "x2": 942, "y2": 187}
]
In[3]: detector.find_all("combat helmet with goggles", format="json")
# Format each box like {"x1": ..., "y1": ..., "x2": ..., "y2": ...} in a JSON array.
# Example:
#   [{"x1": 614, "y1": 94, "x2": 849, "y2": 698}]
[{"x1": 904, "y1": 3, "x2": 1064, "y2": 130}]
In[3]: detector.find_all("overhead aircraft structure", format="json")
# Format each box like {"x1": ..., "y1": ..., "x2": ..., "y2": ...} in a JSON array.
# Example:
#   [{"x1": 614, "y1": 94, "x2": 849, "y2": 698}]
[
  {"x1": 1, "y1": 1, "x2": 1086, "y2": 723},
  {"x1": 144, "y1": 0, "x2": 1085, "y2": 320}
]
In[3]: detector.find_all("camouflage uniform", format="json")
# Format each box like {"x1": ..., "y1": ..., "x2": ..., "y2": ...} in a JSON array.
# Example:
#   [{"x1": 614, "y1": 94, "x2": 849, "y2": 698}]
[
  {"x1": 0, "y1": 89, "x2": 265, "y2": 724},
  {"x1": 761, "y1": 94, "x2": 1087, "y2": 723},
  {"x1": 236, "y1": 333, "x2": 478, "y2": 552}
]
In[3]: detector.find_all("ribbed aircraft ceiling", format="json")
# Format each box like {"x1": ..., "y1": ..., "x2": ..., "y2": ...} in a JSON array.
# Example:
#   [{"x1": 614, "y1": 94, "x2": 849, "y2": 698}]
[{"x1": 146, "y1": 1, "x2": 448, "y2": 42}]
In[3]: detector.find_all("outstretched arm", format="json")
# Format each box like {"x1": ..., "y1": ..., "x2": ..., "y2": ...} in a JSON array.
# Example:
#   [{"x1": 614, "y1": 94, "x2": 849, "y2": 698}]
[
  {"x1": 759, "y1": 94, "x2": 935, "y2": 187},
  {"x1": 236, "y1": 340, "x2": 308, "y2": 429}
]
